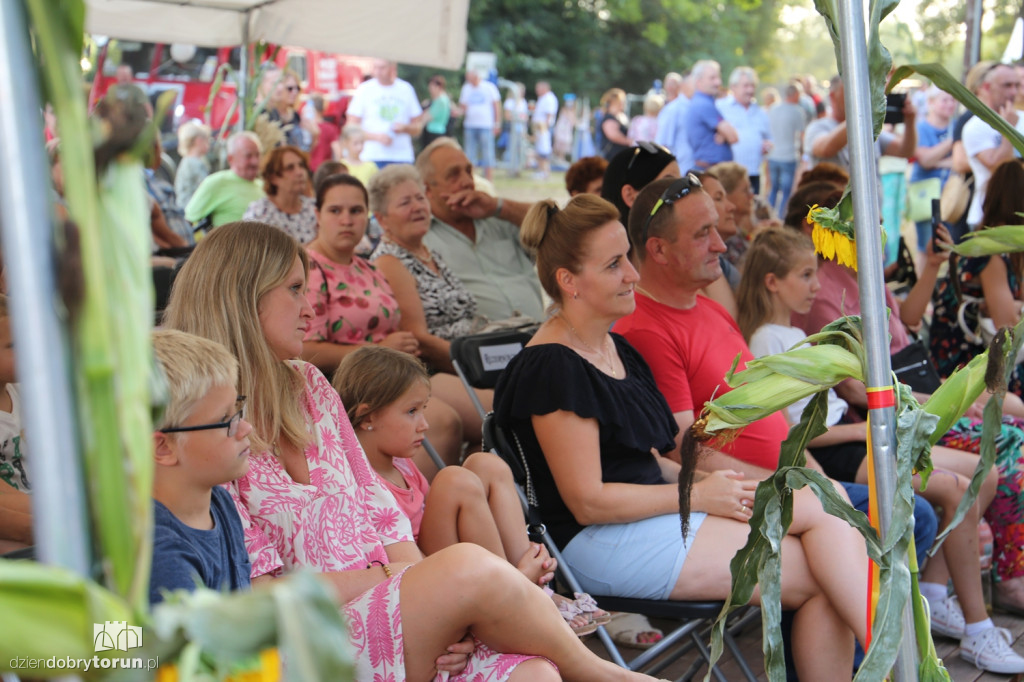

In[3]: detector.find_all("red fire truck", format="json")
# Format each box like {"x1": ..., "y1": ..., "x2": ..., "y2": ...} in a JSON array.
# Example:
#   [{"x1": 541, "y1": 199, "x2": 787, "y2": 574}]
[{"x1": 88, "y1": 40, "x2": 373, "y2": 137}]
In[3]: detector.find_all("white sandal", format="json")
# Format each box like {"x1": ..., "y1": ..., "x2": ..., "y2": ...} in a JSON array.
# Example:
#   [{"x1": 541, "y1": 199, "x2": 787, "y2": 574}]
[{"x1": 604, "y1": 612, "x2": 664, "y2": 649}]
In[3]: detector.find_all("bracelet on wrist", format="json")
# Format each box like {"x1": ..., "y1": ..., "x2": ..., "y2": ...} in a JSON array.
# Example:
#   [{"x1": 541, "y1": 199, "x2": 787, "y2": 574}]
[
  {"x1": 369, "y1": 559, "x2": 393, "y2": 579},
  {"x1": 493, "y1": 197, "x2": 504, "y2": 218}
]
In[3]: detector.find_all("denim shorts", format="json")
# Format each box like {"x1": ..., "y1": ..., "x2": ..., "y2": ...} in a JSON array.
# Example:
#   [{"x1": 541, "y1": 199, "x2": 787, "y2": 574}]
[
  {"x1": 464, "y1": 127, "x2": 496, "y2": 168},
  {"x1": 560, "y1": 512, "x2": 707, "y2": 600}
]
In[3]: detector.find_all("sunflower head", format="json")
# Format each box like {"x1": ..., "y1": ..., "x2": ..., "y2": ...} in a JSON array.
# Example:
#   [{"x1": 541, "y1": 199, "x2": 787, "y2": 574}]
[{"x1": 808, "y1": 204, "x2": 859, "y2": 271}]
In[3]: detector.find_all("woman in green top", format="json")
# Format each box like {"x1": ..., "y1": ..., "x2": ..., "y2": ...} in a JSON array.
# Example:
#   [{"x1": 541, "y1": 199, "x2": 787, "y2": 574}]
[{"x1": 421, "y1": 75, "x2": 452, "y2": 149}]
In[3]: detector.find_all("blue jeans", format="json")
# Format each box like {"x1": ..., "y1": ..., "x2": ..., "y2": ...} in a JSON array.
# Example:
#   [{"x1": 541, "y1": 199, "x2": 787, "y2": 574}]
[
  {"x1": 463, "y1": 127, "x2": 496, "y2": 169},
  {"x1": 768, "y1": 159, "x2": 797, "y2": 215},
  {"x1": 840, "y1": 481, "x2": 937, "y2": 567}
]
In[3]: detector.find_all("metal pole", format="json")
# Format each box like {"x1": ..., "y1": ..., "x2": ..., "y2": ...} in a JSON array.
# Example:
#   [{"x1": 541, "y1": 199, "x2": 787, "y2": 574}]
[
  {"x1": 835, "y1": 0, "x2": 917, "y2": 678},
  {"x1": 0, "y1": 0, "x2": 91, "y2": 573},
  {"x1": 239, "y1": 13, "x2": 249, "y2": 131},
  {"x1": 964, "y1": 0, "x2": 983, "y2": 76}
]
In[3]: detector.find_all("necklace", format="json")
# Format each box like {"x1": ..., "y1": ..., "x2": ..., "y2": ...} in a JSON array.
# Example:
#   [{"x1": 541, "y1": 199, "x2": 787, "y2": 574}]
[
  {"x1": 634, "y1": 285, "x2": 662, "y2": 305},
  {"x1": 411, "y1": 247, "x2": 434, "y2": 265},
  {"x1": 559, "y1": 313, "x2": 616, "y2": 377},
  {"x1": 385, "y1": 236, "x2": 433, "y2": 266}
]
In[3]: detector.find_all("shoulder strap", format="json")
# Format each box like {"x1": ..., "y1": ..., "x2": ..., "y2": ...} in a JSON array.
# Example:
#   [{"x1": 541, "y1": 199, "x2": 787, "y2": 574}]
[
  {"x1": 508, "y1": 428, "x2": 548, "y2": 543},
  {"x1": 309, "y1": 256, "x2": 331, "y2": 308}
]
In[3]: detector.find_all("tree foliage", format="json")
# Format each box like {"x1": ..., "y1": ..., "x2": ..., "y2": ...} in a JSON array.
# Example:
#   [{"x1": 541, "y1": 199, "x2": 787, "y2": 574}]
[
  {"x1": 463, "y1": 0, "x2": 786, "y2": 101},
  {"x1": 917, "y1": 0, "x2": 1023, "y2": 71}
]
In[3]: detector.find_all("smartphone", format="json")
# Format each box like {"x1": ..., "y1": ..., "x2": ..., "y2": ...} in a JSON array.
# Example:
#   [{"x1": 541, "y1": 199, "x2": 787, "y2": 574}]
[
  {"x1": 884, "y1": 92, "x2": 906, "y2": 125},
  {"x1": 931, "y1": 198, "x2": 942, "y2": 252}
]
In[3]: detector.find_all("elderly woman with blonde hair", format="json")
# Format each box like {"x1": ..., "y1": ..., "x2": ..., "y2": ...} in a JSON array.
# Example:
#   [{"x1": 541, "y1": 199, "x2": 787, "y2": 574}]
[{"x1": 368, "y1": 164, "x2": 492, "y2": 453}]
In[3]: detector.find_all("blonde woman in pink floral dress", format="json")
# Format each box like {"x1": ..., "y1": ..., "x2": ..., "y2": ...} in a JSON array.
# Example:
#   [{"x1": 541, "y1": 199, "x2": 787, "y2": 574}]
[{"x1": 164, "y1": 220, "x2": 665, "y2": 682}]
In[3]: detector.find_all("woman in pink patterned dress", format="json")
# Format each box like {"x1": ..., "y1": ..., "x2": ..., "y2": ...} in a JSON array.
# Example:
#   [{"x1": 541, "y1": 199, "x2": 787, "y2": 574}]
[
  {"x1": 301, "y1": 173, "x2": 463, "y2": 477},
  {"x1": 163, "y1": 220, "x2": 663, "y2": 682}
]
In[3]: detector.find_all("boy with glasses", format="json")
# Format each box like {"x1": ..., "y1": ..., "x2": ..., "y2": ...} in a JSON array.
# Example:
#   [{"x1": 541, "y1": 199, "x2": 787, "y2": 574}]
[{"x1": 149, "y1": 329, "x2": 253, "y2": 603}]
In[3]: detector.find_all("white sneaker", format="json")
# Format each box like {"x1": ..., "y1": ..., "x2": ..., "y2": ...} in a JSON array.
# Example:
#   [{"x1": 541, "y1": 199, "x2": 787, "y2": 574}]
[
  {"x1": 927, "y1": 594, "x2": 966, "y2": 638},
  {"x1": 960, "y1": 626, "x2": 1024, "y2": 674}
]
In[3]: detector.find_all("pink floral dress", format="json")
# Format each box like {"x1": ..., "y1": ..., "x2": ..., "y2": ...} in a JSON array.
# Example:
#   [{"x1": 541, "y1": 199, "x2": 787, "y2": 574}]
[
  {"x1": 228, "y1": 361, "x2": 537, "y2": 681},
  {"x1": 304, "y1": 249, "x2": 401, "y2": 346}
]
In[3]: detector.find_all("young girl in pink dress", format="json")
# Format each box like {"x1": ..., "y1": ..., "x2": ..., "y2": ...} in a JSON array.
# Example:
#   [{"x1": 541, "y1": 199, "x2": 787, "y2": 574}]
[
  {"x1": 163, "y1": 220, "x2": 664, "y2": 682},
  {"x1": 334, "y1": 345, "x2": 610, "y2": 636}
]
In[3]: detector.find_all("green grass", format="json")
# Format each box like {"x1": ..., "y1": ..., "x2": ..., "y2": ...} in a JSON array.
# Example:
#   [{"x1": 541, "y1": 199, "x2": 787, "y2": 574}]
[{"x1": 492, "y1": 170, "x2": 569, "y2": 205}]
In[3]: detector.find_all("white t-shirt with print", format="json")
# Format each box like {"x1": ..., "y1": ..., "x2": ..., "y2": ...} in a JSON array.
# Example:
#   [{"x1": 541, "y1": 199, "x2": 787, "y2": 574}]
[
  {"x1": 0, "y1": 383, "x2": 28, "y2": 491},
  {"x1": 459, "y1": 81, "x2": 500, "y2": 129},
  {"x1": 347, "y1": 78, "x2": 423, "y2": 164}
]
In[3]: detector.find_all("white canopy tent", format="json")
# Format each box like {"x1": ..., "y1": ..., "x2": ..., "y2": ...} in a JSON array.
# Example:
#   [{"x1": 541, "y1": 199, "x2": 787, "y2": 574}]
[{"x1": 84, "y1": 0, "x2": 470, "y2": 69}]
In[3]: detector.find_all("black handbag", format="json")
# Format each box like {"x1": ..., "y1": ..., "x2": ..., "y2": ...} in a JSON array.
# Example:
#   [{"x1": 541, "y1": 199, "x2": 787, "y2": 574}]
[{"x1": 891, "y1": 340, "x2": 942, "y2": 394}]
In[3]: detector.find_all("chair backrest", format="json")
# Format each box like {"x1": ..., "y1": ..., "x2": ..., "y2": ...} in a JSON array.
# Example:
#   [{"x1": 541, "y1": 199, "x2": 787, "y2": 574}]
[{"x1": 449, "y1": 329, "x2": 534, "y2": 390}]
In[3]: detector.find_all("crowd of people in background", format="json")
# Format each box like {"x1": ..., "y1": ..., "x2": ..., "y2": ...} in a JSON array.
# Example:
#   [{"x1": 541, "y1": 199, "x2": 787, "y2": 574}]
[{"x1": 11, "y1": 52, "x2": 1024, "y2": 679}]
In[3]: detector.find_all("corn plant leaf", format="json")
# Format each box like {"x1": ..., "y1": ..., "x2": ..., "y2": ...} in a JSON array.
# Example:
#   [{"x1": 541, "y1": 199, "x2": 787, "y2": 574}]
[
  {"x1": 907, "y1": 536, "x2": 952, "y2": 680},
  {"x1": 947, "y1": 225, "x2": 1024, "y2": 257},
  {"x1": 147, "y1": 571, "x2": 353, "y2": 680},
  {"x1": 0, "y1": 560, "x2": 132, "y2": 663},
  {"x1": 929, "y1": 325, "x2": 1016, "y2": 549},
  {"x1": 890, "y1": 63, "x2": 1024, "y2": 158},
  {"x1": 920, "y1": 352, "x2": 988, "y2": 446},
  {"x1": 205, "y1": 62, "x2": 231, "y2": 125}
]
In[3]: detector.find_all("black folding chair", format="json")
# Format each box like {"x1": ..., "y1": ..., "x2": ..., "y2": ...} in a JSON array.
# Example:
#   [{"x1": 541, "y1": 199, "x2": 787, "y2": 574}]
[
  {"x1": 450, "y1": 329, "x2": 535, "y2": 420},
  {"x1": 482, "y1": 414, "x2": 760, "y2": 681}
]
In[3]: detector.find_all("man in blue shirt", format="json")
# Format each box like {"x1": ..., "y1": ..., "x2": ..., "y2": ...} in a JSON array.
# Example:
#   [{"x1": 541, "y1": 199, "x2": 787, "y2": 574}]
[
  {"x1": 684, "y1": 60, "x2": 737, "y2": 169},
  {"x1": 717, "y1": 66, "x2": 772, "y2": 194},
  {"x1": 655, "y1": 71, "x2": 695, "y2": 171}
]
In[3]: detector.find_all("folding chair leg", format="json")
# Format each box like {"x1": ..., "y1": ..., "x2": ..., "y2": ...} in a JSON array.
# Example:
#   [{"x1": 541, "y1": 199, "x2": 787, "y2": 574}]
[
  {"x1": 452, "y1": 358, "x2": 489, "y2": 420},
  {"x1": 724, "y1": 607, "x2": 761, "y2": 682},
  {"x1": 723, "y1": 630, "x2": 759, "y2": 682},
  {"x1": 689, "y1": 632, "x2": 728, "y2": 682},
  {"x1": 423, "y1": 438, "x2": 447, "y2": 472}
]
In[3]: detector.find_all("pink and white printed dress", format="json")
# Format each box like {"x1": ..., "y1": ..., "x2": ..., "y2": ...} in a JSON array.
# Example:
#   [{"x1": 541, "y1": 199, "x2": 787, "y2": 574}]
[{"x1": 228, "y1": 361, "x2": 537, "y2": 681}]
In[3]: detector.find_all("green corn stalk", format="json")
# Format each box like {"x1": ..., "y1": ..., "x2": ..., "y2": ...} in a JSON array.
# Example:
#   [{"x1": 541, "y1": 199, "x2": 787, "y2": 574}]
[
  {"x1": 6, "y1": 3, "x2": 354, "y2": 679},
  {"x1": 695, "y1": 313, "x2": 1010, "y2": 681},
  {"x1": 25, "y1": 0, "x2": 154, "y2": 611},
  {"x1": 0, "y1": 561, "x2": 354, "y2": 681}
]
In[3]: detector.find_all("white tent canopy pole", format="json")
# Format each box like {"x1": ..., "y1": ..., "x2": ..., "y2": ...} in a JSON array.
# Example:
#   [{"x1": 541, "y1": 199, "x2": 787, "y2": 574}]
[
  {"x1": 836, "y1": 0, "x2": 917, "y2": 677},
  {"x1": 85, "y1": 0, "x2": 470, "y2": 69}
]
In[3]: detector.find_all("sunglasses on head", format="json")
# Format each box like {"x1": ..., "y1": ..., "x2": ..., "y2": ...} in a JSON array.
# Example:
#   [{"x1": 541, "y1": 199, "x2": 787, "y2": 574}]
[
  {"x1": 626, "y1": 141, "x2": 672, "y2": 171},
  {"x1": 639, "y1": 173, "x2": 702, "y2": 247}
]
